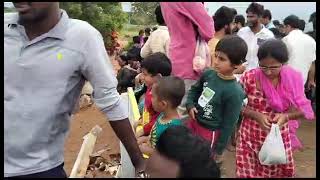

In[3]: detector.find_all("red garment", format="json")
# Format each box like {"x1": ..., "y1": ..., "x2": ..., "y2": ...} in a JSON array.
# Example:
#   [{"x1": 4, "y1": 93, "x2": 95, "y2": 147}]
[
  {"x1": 143, "y1": 88, "x2": 160, "y2": 135},
  {"x1": 186, "y1": 119, "x2": 220, "y2": 152},
  {"x1": 236, "y1": 70, "x2": 294, "y2": 178}
]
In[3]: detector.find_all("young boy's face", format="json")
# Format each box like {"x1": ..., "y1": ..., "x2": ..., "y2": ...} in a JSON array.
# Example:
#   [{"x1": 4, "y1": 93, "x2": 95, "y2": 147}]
[
  {"x1": 213, "y1": 51, "x2": 237, "y2": 75},
  {"x1": 151, "y1": 84, "x2": 166, "y2": 112},
  {"x1": 141, "y1": 68, "x2": 157, "y2": 88}
]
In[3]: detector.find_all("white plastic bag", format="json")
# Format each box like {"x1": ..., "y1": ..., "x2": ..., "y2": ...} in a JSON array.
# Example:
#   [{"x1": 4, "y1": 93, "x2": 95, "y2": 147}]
[
  {"x1": 258, "y1": 124, "x2": 287, "y2": 165},
  {"x1": 192, "y1": 37, "x2": 211, "y2": 74}
]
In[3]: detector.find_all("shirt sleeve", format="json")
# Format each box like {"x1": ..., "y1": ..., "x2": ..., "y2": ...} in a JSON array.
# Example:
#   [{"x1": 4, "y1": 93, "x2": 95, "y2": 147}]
[
  {"x1": 185, "y1": 71, "x2": 206, "y2": 111},
  {"x1": 80, "y1": 30, "x2": 128, "y2": 121},
  {"x1": 215, "y1": 90, "x2": 244, "y2": 155},
  {"x1": 237, "y1": 28, "x2": 244, "y2": 39},
  {"x1": 140, "y1": 35, "x2": 152, "y2": 58},
  {"x1": 311, "y1": 40, "x2": 316, "y2": 61},
  {"x1": 282, "y1": 36, "x2": 294, "y2": 61},
  {"x1": 178, "y1": 2, "x2": 214, "y2": 42}
]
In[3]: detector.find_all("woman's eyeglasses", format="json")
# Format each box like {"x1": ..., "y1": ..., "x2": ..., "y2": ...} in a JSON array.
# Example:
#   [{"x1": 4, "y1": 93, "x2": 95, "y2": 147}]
[{"x1": 258, "y1": 64, "x2": 282, "y2": 71}]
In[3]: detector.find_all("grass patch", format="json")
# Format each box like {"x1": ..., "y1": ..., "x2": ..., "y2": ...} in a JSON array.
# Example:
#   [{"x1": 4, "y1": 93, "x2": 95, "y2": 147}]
[{"x1": 119, "y1": 24, "x2": 147, "y2": 42}]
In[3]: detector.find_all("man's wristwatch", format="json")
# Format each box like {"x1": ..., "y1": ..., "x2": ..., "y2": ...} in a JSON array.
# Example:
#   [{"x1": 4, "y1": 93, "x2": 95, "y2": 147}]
[{"x1": 137, "y1": 170, "x2": 150, "y2": 178}]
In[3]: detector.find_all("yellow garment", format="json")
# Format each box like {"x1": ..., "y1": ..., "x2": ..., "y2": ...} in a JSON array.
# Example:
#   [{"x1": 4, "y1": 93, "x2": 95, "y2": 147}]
[{"x1": 208, "y1": 37, "x2": 220, "y2": 68}]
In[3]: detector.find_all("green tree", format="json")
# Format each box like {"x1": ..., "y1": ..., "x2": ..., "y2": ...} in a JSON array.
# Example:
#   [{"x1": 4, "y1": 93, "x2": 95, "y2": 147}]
[
  {"x1": 130, "y1": 2, "x2": 159, "y2": 25},
  {"x1": 60, "y1": 2, "x2": 128, "y2": 55}
]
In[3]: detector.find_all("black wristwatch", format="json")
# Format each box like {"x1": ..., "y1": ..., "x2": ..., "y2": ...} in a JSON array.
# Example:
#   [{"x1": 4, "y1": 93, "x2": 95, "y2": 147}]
[{"x1": 137, "y1": 170, "x2": 150, "y2": 178}]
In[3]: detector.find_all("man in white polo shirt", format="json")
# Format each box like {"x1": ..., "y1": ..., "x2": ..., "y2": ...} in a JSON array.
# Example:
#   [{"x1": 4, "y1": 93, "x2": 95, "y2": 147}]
[
  {"x1": 237, "y1": 2, "x2": 274, "y2": 73},
  {"x1": 282, "y1": 15, "x2": 316, "y2": 85}
]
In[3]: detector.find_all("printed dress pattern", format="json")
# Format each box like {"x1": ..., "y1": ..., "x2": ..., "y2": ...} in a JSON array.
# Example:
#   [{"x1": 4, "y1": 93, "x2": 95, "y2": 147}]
[{"x1": 236, "y1": 70, "x2": 295, "y2": 178}]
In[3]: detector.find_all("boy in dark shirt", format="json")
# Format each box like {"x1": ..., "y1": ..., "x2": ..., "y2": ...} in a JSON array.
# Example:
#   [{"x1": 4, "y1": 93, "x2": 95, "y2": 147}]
[{"x1": 186, "y1": 35, "x2": 247, "y2": 164}]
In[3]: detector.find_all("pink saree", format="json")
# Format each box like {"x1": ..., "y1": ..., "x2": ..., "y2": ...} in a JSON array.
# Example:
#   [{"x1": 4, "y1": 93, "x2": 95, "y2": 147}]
[{"x1": 256, "y1": 65, "x2": 314, "y2": 150}]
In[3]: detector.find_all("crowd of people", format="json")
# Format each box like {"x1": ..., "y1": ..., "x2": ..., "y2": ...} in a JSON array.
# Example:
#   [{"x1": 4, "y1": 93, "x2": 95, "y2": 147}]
[
  {"x1": 4, "y1": 2, "x2": 316, "y2": 178},
  {"x1": 115, "y1": 2, "x2": 316, "y2": 178}
]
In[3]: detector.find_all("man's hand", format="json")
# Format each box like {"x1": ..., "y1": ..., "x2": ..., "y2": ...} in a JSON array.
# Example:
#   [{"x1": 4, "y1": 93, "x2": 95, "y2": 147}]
[{"x1": 109, "y1": 119, "x2": 145, "y2": 175}]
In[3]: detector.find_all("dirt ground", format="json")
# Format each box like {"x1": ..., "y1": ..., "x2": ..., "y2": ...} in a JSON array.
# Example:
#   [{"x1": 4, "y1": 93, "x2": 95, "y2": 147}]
[
  {"x1": 64, "y1": 105, "x2": 316, "y2": 178},
  {"x1": 64, "y1": 106, "x2": 120, "y2": 177}
]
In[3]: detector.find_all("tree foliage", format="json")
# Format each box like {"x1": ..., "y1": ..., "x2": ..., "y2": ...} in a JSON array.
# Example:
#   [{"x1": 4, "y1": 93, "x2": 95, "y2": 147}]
[
  {"x1": 130, "y1": 2, "x2": 159, "y2": 25},
  {"x1": 60, "y1": 2, "x2": 128, "y2": 55}
]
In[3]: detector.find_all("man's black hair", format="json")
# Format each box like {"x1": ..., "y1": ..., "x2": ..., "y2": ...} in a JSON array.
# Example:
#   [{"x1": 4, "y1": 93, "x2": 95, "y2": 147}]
[
  {"x1": 140, "y1": 52, "x2": 172, "y2": 76},
  {"x1": 119, "y1": 53, "x2": 129, "y2": 63},
  {"x1": 262, "y1": 9, "x2": 272, "y2": 20},
  {"x1": 155, "y1": 5, "x2": 165, "y2": 25},
  {"x1": 246, "y1": 2, "x2": 264, "y2": 17},
  {"x1": 132, "y1": 36, "x2": 140, "y2": 44},
  {"x1": 298, "y1": 19, "x2": 306, "y2": 31},
  {"x1": 215, "y1": 35, "x2": 248, "y2": 65},
  {"x1": 213, "y1": 6, "x2": 236, "y2": 31},
  {"x1": 273, "y1": 20, "x2": 280, "y2": 26},
  {"x1": 257, "y1": 39, "x2": 288, "y2": 64},
  {"x1": 269, "y1": 28, "x2": 284, "y2": 39},
  {"x1": 309, "y1": 12, "x2": 316, "y2": 23},
  {"x1": 235, "y1": 15, "x2": 245, "y2": 27},
  {"x1": 309, "y1": 12, "x2": 316, "y2": 31},
  {"x1": 283, "y1": 15, "x2": 300, "y2": 29},
  {"x1": 139, "y1": 29, "x2": 144, "y2": 36},
  {"x1": 156, "y1": 126, "x2": 220, "y2": 178},
  {"x1": 145, "y1": 27, "x2": 151, "y2": 36},
  {"x1": 231, "y1": 8, "x2": 237, "y2": 16}
]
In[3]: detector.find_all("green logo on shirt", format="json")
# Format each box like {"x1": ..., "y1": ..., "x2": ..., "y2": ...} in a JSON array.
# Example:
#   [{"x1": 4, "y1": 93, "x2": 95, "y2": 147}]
[{"x1": 57, "y1": 53, "x2": 63, "y2": 61}]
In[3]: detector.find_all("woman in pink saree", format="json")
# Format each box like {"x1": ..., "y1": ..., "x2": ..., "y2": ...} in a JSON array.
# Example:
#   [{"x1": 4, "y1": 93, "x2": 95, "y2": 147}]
[{"x1": 236, "y1": 39, "x2": 314, "y2": 178}]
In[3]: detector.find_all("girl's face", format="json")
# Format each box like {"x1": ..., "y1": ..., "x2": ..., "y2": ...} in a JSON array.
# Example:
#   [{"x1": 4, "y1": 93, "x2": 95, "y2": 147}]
[
  {"x1": 213, "y1": 51, "x2": 237, "y2": 75},
  {"x1": 258, "y1": 57, "x2": 283, "y2": 79},
  {"x1": 151, "y1": 84, "x2": 166, "y2": 112}
]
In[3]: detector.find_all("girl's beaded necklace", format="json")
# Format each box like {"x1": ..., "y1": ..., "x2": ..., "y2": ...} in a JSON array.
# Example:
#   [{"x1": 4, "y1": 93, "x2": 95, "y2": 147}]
[{"x1": 217, "y1": 72, "x2": 236, "y2": 80}]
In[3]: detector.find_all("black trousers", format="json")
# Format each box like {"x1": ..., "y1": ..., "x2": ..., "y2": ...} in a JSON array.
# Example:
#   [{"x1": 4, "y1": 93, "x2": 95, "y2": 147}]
[{"x1": 5, "y1": 163, "x2": 67, "y2": 179}]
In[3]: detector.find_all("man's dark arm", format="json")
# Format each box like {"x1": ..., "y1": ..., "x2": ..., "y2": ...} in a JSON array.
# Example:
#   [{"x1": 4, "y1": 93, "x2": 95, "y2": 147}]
[
  {"x1": 109, "y1": 119, "x2": 145, "y2": 172},
  {"x1": 79, "y1": 30, "x2": 145, "y2": 174}
]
